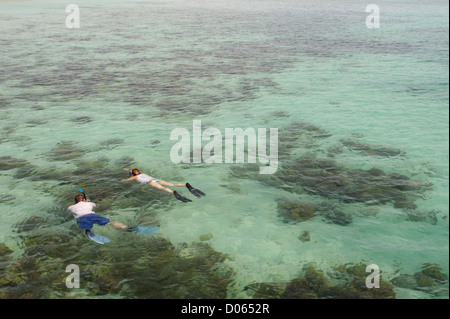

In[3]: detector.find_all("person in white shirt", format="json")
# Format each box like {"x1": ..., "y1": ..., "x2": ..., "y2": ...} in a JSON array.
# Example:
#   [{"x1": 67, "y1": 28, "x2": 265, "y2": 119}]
[
  {"x1": 122, "y1": 168, "x2": 205, "y2": 203},
  {"x1": 68, "y1": 194, "x2": 127, "y2": 232}
]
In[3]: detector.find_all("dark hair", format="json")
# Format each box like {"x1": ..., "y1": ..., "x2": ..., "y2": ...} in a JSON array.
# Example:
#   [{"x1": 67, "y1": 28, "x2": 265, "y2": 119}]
[
  {"x1": 132, "y1": 168, "x2": 140, "y2": 176},
  {"x1": 74, "y1": 194, "x2": 85, "y2": 203}
]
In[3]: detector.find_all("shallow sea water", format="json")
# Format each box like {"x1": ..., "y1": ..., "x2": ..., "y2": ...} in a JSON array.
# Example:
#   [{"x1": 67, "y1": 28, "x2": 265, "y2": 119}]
[{"x1": 0, "y1": 0, "x2": 448, "y2": 299}]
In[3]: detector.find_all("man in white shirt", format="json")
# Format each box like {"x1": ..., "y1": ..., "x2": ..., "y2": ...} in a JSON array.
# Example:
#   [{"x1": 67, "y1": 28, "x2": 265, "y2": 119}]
[{"x1": 68, "y1": 194, "x2": 127, "y2": 232}]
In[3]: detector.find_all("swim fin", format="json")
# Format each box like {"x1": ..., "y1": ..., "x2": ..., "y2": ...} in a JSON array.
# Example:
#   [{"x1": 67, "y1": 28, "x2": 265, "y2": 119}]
[
  {"x1": 128, "y1": 225, "x2": 160, "y2": 236},
  {"x1": 186, "y1": 183, "x2": 206, "y2": 198},
  {"x1": 86, "y1": 230, "x2": 110, "y2": 244},
  {"x1": 173, "y1": 191, "x2": 192, "y2": 203}
]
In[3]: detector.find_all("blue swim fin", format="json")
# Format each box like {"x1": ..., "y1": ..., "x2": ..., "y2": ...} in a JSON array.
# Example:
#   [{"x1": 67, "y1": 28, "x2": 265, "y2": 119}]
[
  {"x1": 128, "y1": 225, "x2": 160, "y2": 236},
  {"x1": 86, "y1": 230, "x2": 110, "y2": 244}
]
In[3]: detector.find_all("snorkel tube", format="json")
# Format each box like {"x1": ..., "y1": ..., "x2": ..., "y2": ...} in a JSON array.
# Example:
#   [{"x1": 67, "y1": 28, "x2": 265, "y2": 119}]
[{"x1": 78, "y1": 189, "x2": 87, "y2": 200}]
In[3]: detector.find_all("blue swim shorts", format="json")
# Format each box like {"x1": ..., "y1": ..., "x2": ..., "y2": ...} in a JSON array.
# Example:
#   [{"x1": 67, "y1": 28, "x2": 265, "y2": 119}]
[{"x1": 77, "y1": 214, "x2": 110, "y2": 230}]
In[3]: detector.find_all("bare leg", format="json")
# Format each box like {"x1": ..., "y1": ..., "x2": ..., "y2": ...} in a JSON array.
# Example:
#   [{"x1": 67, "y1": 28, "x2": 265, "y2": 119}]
[
  {"x1": 108, "y1": 221, "x2": 127, "y2": 229},
  {"x1": 148, "y1": 181, "x2": 192, "y2": 202},
  {"x1": 159, "y1": 180, "x2": 186, "y2": 187},
  {"x1": 148, "y1": 181, "x2": 175, "y2": 194}
]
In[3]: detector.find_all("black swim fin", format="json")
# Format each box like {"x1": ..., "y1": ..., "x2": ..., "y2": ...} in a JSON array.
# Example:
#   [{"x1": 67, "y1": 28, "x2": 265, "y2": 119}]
[
  {"x1": 186, "y1": 183, "x2": 206, "y2": 198},
  {"x1": 174, "y1": 191, "x2": 192, "y2": 203}
]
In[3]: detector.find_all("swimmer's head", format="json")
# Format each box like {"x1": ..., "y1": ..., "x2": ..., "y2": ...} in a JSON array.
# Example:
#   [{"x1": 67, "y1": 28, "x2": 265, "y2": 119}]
[
  {"x1": 74, "y1": 194, "x2": 85, "y2": 203},
  {"x1": 131, "y1": 168, "x2": 140, "y2": 176}
]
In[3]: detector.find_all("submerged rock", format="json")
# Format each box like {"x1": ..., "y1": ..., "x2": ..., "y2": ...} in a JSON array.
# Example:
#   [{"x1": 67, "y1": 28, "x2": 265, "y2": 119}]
[
  {"x1": 150, "y1": 139, "x2": 161, "y2": 145},
  {"x1": 391, "y1": 274, "x2": 419, "y2": 289},
  {"x1": 333, "y1": 262, "x2": 368, "y2": 279},
  {"x1": 200, "y1": 233, "x2": 214, "y2": 241},
  {"x1": 298, "y1": 231, "x2": 311, "y2": 242},
  {"x1": 419, "y1": 263, "x2": 448, "y2": 282},
  {"x1": 414, "y1": 272, "x2": 435, "y2": 287},
  {"x1": 324, "y1": 210, "x2": 353, "y2": 226},
  {"x1": 277, "y1": 199, "x2": 317, "y2": 223}
]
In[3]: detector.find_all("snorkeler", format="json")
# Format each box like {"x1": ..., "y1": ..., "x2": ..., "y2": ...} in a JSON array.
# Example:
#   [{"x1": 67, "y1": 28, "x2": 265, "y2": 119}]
[
  {"x1": 68, "y1": 192, "x2": 128, "y2": 243},
  {"x1": 122, "y1": 168, "x2": 205, "y2": 203},
  {"x1": 68, "y1": 194, "x2": 128, "y2": 231}
]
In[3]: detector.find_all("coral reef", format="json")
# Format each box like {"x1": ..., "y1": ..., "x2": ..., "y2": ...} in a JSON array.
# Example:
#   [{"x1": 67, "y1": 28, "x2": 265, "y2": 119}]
[
  {"x1": 405, "y1": 210, "x2": 439, "y2": 225},
  {"x1": 340, "y1": 139, "x2": 405, "y2": 157},
  {"x1": 0, "y1": 156, "x2": 29, "y2": 171},
  {"x1": 249, "y1": 262, "x2": 397, "y2": 299},
  {"x1": 0, "y1": 153, "x2": 237, "y2": 298},
  {"x1": 391, "y1": 263, "x2": 448, "y2": 297},
  {"x1": 48, "y1": 141, "x2": 86, "y2": 161},
  {"x1": 278, "y1": 156, "x2": 427, "y2": 206},
  {"x1": 13, "y1": 216, "x2": 48, "y2": 233},
  {"x1": 0, "y1": 243, "x2": 13, "y2": 262},
  {"x1": 233, "y1": 152, "x2": 430, "y2": 210},
  {"x1": 0, "y1": 234, "x2": 234, "y2": 299}
]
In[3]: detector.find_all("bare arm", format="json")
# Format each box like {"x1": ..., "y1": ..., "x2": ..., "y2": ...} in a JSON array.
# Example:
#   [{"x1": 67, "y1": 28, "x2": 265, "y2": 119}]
[
  {"x1": 122, "y1": 168, "x2": 134, "y2": 181},
  {"x1": 122, "y1": 176, "x2": 138, "y2": 182}
]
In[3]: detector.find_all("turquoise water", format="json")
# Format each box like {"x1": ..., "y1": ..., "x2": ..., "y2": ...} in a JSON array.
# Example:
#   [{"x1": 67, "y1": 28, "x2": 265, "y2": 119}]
[{"x1": 0, "y1": 0, "x2": 448, "y2": 299}]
